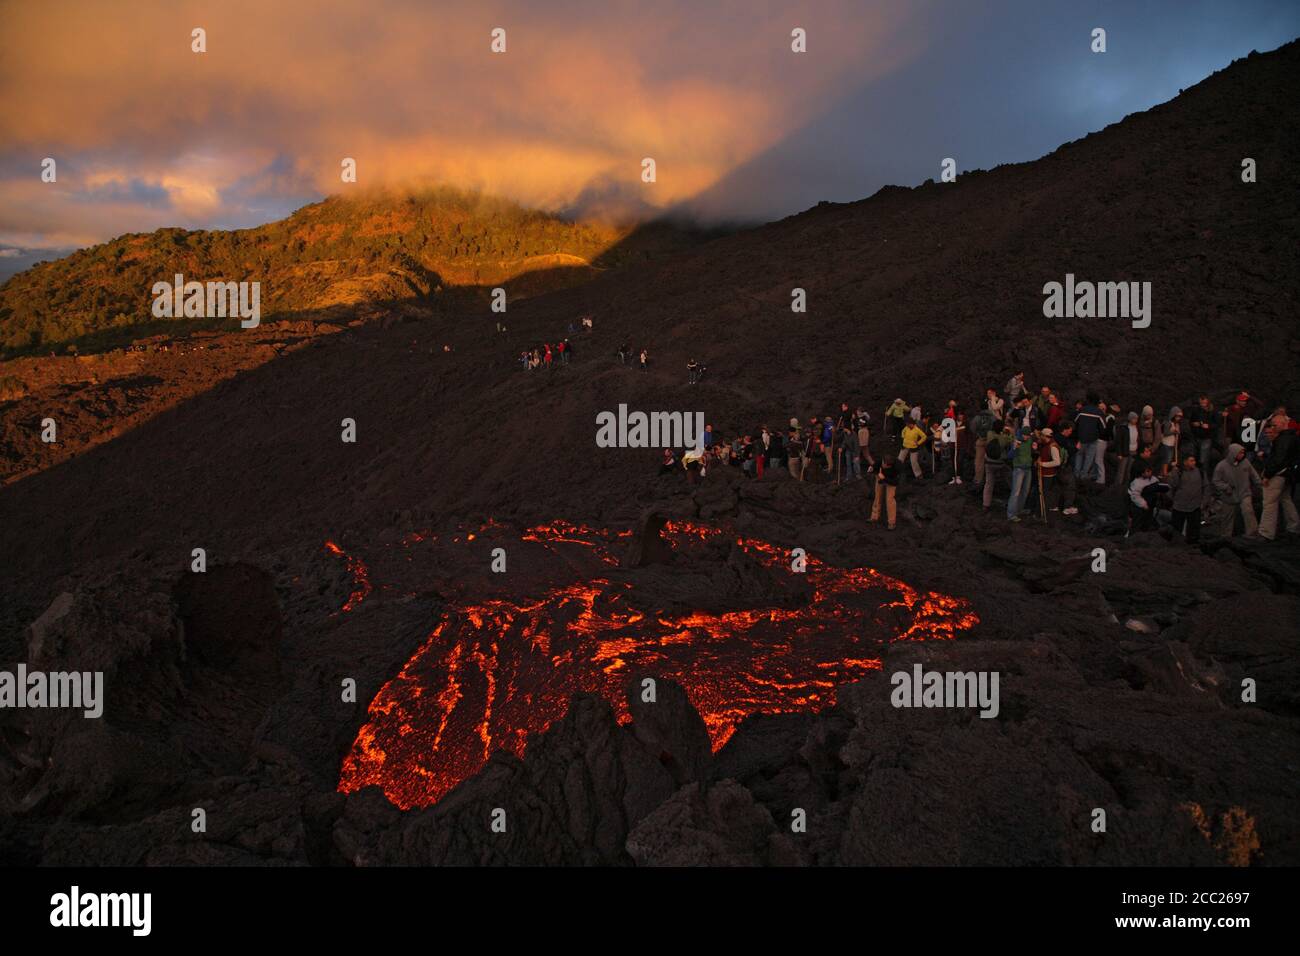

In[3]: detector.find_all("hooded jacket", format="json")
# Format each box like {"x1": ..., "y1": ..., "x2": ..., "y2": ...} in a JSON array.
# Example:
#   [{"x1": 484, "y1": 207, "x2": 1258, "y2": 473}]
[
  {"x1": 1162, "y1": 407, "x2": 1183, "y2": 448},
  {"x1": 1138, "y1": 406, "x2": 1162, "y2": 449},
  {"x1": 1212, "y1": 444, "x2": 1262, "y2": 504}
]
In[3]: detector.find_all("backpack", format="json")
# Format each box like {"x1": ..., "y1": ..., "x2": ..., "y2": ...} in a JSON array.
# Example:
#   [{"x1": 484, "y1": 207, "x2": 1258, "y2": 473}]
[
  {"x1": 985, "y1": 435, "x2": 1005, "y2": 461},
  {"x1": 972, "y1": 411, "x2": 994, "y2": 436},
  {"x1": 1056, "y1": 442, "x2": 1069, "y2": 467}
]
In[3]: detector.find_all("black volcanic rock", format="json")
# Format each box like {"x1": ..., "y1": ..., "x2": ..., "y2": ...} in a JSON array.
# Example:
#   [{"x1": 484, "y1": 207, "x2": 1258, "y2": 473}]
[{"x1": 1, "y1": 42, "x2": 1299, "y2": 868}]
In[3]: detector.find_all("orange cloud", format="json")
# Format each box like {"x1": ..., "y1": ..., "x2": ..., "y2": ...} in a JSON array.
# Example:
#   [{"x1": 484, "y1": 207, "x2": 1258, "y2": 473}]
[{"x1": 0, "y1": 0, "x2": 928, "y2": 244}]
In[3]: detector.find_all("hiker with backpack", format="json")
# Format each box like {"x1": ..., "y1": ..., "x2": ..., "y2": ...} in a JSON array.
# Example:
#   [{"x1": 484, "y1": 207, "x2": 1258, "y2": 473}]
[
  {"x1": 885, "y1": 399, "x2": 909, "y2": 440},
  {"x1": 1053, "y1": 421, "x2": 1080, "y2": 515},
  {"x1": 982, "y1": 422, "x2": 1012, "y2": 511},
  {"x1": 855, "y1": 409, "x2": 875, "y2": 474}
]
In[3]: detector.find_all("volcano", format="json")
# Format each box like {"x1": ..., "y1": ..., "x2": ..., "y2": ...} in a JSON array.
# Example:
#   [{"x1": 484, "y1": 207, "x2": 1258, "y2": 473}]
[{"x1": 1, "y1": 41, "x2": 1298, "y2": 868}]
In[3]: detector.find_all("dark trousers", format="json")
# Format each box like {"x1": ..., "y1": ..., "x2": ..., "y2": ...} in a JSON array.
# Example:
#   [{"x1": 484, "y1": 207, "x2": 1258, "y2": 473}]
[{"x1": 1172, "y1": 507, "x2": 1201, "y2": 544}]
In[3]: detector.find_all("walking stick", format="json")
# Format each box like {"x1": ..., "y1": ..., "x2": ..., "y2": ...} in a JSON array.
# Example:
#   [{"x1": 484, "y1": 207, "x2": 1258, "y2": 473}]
[{"x1": 1037, "y1": 462, "x2": 1047, "y2": 522}]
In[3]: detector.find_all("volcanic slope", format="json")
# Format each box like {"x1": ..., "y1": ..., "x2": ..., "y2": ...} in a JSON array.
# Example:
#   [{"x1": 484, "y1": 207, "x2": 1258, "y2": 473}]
[
  {"x1": 1, "y1": 42, "x2": 1298, "y2": 867},
  {"x1": 4, "y1": 41, "x2": 1297, "y2": 588}
]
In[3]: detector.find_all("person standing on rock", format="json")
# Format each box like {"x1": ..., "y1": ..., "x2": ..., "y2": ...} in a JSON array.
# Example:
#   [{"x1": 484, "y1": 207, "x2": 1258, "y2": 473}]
[
  {"x1": 1036, "y1": 428, "x2": 1062, "y2": 516},
  {"x1": 787, "y1": 427, "x2": 805, "y2": 480},
  {"x1": 1010, "y1": 396, "x2": 1035, "y2": 435},
  {"x1": 855, "y1": 408, "x2": 875, "y2": 474},
  {"x1": 1095, "y1": 401, "x2": 1117, "y2": 484},
  {"x1": 756, "y1": 427, "x2": 772, "y2": 479},
  {"x1": 638, "y1": 348, "x2": 649, "y2": 371},
  {"x1": 885, "y1": 398, "x2": 909, "y2": 441},
  {"x1": 1033, "y1": 386, "x2": 1052, "y2": 426},
  {"x1": 822, "y1": 416, "x2": 836, "y2": 472},
  {"x1": 1114, "y1": 411, "x2": 1140, "y2": 489},
  {"x1": 899, "y1": 418, "x2": 927, "y2": 481},
  {"x1": 1005, "y1": 371, "x2": 1027, "y2": 406},
  {"x1": 1159, "y1": 407, "x2": 1185, "y2": 476},
  {"x1": 971, "y1": 405, "x2": 996, "y2": 486},
  {"x1": 1073, "y1": 393, "x2": 1106, "y2": 483},
  {"x1": 985, "y1": 387, "x2": 1005, "y2": 423},
  {"x1": 1054, "y1": 421, "x2": 1080, "y2": 515},
  {"x1": 1211, "y1": 443, "x2": 1262, "y2": 538},
  {"x1": 1223, "y1": 391, "x2": 1261, "y2": 451},
  {"x1": 953, "y1": 411, "x2": 971, "y2": 484},
  {"x1": 1138, "y1": 404, "x2": 1162, "y2": 460},
  {"x1": 982, "y1": 422, "x2": 1011, "y2": 510},
  {"x1": 1007, "y1": 427, "x2": 1036, "y2": 521},
  {"x1": 687, "y1": 358, "x2": 699, "y2": 384},
  {"x1": 1258, "y1": 414, "x2": 1300, "y2": 540},
  {"x1": 838, "y1": 422, "x2": 861, "y2": 481},
  {"x1": 1188, "y1": 395, "x2": 1219, "y2": 474},
  {"x1": 1167, "y1": 454, "x2": 1208, "y2": 544},
  {"x1": 870, "y1": 458, "x2": 900, "y2": 530}
]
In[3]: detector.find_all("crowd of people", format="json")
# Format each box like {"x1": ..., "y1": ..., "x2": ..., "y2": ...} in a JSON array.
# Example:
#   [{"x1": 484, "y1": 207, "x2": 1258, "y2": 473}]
[
  {"x1": 616, "y1": 344, "x2": 650, "y2": 370},
  {"x1": 519, "y1": 337, "x2": 576, "y2": 370},
  {"x1": 658, "y1": 371, "x2": 1300, "y2": 542}
]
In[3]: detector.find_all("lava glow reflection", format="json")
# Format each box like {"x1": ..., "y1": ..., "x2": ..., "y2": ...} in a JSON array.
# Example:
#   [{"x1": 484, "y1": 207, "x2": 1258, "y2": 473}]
[{"x1": 337, "y1": 520, "x2": 978, "y2": 809}]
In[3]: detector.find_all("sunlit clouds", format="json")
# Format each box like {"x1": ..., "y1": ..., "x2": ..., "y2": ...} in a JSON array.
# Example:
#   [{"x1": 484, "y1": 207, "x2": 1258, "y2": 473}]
[{"x1": 0, "y1": 0, "x2": 918, "y2": 248}]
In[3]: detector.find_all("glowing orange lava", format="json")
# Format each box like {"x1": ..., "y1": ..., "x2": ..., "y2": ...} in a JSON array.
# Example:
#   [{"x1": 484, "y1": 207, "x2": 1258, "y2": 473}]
[
  {"x1": 337, "y1": 521, "x2": 978, "y2": 809},
  {"x1": 324, "y1": 540, "x2": 372, "y2": 613}
]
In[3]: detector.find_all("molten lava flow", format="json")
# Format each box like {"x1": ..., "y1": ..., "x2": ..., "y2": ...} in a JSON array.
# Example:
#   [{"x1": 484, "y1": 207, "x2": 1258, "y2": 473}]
[
  {"x1": 338, "y1": 520, "x2": 978, "y2": 809},
  {"x1": 324, "y1": 540, "x2": 372, "y2": 613}
]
